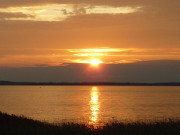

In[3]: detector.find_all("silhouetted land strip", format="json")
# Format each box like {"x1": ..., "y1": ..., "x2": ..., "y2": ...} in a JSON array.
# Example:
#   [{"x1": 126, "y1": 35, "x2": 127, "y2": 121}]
[
  {"x1": 1, "y1": 112, "x2": 180, "y2": 135},
  {"x1": 1, "y1": 81, "x2": 180, "y2": 86}
]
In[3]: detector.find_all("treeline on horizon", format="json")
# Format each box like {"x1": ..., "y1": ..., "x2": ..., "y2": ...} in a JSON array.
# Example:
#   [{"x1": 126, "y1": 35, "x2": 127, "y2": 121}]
[{"x1": 1, "y1": 81, "x2": 180, "y2": 86}]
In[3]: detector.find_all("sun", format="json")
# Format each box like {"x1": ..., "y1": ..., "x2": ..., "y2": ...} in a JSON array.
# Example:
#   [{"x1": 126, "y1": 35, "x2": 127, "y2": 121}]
[{"x1": 89, "y1": 59, "x2": 103, "y2": 67}]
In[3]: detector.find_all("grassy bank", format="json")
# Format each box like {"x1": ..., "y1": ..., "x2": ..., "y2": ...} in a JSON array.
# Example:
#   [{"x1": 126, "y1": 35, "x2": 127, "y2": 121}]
[{"x1": 1, "y1": 112, "x2": 180, "y2": 135}]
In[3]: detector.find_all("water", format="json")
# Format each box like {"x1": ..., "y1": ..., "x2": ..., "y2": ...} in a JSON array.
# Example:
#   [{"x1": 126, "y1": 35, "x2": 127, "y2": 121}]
[{"x1": 0, "y1": 86, "x2": 180, "y2": 125}]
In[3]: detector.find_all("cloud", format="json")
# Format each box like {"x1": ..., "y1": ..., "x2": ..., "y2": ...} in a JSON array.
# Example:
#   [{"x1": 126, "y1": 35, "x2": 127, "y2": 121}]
[
  {"x1": 0, "y1": 11, "x2": 179, "y2": 50},
  {"x1": 0, "y1": 4, "x2": 142, "y2": 21},
  {"x1": 0, "y1": 12, "x2": 34, "y2": 20},
  {"x1": 0, "y1": 12, "x2": 33, "y2": 18},
  {"x1": 0, "y1": 1, "x2": 179, "y2": 61},
  {"x1": 1, "y1": 48, "x2": 180, "y2": 67},
  {"x1": 0, "y1": 0, "x2": 143, "y2": 8},
  {"x1": 0, "y1": 0, "x2": 177, "y2": 8},
  {"x1": 1, "y1": 60, "x2": 180, "y2": 82}
]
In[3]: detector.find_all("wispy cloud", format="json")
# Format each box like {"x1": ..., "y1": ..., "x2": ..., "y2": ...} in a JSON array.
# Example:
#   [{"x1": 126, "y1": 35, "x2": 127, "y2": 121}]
[
  {"x1": 0, "y1": 4, "x2": 142, "y2": 21},
  {"x1": 0, "y1": 12, "x2": 34, "y2": 19},
  {"x1": 1, "y1": 48, "x2": 180, "y2": 67}
]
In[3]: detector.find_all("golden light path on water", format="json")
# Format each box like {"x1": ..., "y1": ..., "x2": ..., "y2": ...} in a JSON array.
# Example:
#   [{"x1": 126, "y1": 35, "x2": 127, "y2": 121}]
[{"x1": 89, "y1": 87, "x2": 100, "y2": 126}]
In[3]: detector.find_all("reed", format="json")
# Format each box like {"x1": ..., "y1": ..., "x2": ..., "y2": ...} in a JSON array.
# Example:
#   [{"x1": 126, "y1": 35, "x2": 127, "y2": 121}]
[{"x1": 1, "y1": 112, "x2": 180, "y2": 135}]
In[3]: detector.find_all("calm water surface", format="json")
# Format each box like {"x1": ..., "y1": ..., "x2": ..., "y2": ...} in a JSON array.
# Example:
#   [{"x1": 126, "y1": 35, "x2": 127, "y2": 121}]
[{"x1": 0, "y1": 86, "x2": 180, "y2": 125}]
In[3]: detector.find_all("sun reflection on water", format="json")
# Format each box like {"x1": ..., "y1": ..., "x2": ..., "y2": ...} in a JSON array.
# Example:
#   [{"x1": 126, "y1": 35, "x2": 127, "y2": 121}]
[{"x1": 89, "y1": 87, "x2": 100, "y2": 126}]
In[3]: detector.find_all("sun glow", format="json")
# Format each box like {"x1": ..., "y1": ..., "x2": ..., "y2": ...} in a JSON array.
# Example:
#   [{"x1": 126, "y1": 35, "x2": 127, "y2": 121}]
[
  {"x1": 68, "y1": 59, "x2": 103, "y2": 66},
  {"x1": 89, "y1": 59, "x2": 103, "y2": 67}
]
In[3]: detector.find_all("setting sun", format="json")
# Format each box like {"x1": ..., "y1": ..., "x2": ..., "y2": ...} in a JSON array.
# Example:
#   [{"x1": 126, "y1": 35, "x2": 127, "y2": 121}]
[{"x1": 89, "y1": 59, "x2": 103, "y2": 67}]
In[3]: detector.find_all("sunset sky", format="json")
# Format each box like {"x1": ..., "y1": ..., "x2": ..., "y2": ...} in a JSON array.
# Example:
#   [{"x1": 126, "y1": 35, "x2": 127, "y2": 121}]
[{"x1": 0, "y1": 0, "x2": 180, "y2": 82}]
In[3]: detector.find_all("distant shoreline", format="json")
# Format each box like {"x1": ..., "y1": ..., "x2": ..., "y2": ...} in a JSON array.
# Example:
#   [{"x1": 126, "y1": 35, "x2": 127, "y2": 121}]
[{"x1": 1, "y1": 81, "x2": 180, "y2": 86}]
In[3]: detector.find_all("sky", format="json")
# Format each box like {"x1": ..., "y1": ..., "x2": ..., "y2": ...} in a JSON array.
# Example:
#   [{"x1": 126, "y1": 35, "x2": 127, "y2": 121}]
[{"x1": 0, "y1": 0, "x2": 180, "y2": 82}]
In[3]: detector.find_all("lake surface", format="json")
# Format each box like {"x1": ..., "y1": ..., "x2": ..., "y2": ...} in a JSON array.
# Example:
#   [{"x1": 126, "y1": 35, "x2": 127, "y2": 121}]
[{"x1": 0, "y1": 86, "x2": 180, "y2": 125}]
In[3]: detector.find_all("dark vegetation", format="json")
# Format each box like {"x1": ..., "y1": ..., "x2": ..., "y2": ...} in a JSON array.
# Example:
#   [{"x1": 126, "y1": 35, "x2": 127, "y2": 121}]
[
  {"x1": 1, "y1": 81, "x2": 180, "y2": 86},
  {"x1": 1, "y1": 112, "x2": 180, "y2": 135}
]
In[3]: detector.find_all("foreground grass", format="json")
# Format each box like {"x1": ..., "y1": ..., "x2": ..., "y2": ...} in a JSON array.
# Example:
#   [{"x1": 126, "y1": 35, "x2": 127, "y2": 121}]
[{"x1": 1, "y1": 112, "x2": 180, "y2": 135}]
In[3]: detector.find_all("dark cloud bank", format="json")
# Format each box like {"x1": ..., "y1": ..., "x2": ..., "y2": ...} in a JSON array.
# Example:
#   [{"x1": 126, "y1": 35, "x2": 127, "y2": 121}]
[{"x1": 0, "y1": 60, "x2": 180, "y2": 83}]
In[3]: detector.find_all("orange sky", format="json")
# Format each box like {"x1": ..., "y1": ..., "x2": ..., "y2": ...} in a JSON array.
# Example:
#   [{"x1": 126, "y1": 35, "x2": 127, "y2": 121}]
[{"x1": 0, "y1": 0, "x2": 180, "y2": 67}]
